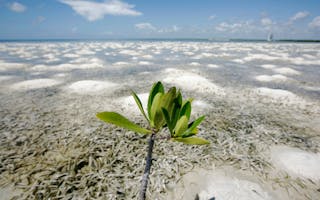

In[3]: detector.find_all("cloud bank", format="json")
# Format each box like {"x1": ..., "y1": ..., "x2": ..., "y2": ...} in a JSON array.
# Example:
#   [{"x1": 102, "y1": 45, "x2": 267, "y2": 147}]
[{"x1": 59, "y1": 0, "x2": 142, "y2": 21}]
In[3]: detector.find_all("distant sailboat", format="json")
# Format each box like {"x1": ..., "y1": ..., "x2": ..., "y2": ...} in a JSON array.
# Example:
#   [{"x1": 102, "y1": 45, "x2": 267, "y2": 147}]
[{"x1": 267, "y1": 33, "x2": 274, "y2": 42}]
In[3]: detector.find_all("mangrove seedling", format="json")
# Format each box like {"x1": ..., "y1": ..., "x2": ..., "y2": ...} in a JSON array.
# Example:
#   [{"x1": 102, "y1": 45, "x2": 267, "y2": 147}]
[{"x1": 96, "y1": 81, "x2": 209, "y2": 200}]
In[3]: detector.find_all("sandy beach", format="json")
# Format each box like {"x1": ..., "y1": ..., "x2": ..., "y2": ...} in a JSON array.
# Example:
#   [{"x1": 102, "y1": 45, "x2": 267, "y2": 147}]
[{"x1": 0, "y1": 41, "x2": 320, "y2": 199}]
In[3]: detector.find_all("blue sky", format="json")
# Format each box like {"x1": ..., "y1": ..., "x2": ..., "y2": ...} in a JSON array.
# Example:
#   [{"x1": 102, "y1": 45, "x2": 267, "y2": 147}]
[{"x1": 1, "y1": 0, "x2": 320, "y2": 39}]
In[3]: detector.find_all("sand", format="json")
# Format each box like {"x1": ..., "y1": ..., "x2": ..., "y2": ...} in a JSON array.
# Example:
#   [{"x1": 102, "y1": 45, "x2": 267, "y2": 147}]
[
  {"x1": 10, "y1": 79, "x2": 62, "y2": 91},
  {"x1": 255, "y1": 74, "x2": 288, "y2": 82},
  {"x1": 66, "y1": 80, "x2": 119, "y2": 95},
  {"x1": 192, "y1": 100, "x2": 211, "y2": 114},
  {"x1": 270, "y1": 146, "x2": 320, "y2": 181},
  {"x1": 168, "y1": 168, "x2": 276, "y2": 200},
  {"x1": 272, "y1": 67, "x2": 300, "y2": 75},
  {"x1": 138, "y1": 61, "x2": 152, "y2": 65},
  {"x1": 260, "y1": 64, "x2": 276, "y2": 69},
  {"x1": 254, "y1": 87, "x2": 304, "y2": 105},
  {"x1": 163, "y1": 69, "x2": 225, "y2": 95},
  {"x1": 117, "y1": 93, "x2": 149, "y2": 115},
  {"x1": 189, "y1": 62, "x2": 201, "y2": 66},
  {"x1": 207, "y1": 64, "x2": 219, "y2": 68},
  {"x1": 0, "y1": 75, "x2": 15, "y2": 82}
]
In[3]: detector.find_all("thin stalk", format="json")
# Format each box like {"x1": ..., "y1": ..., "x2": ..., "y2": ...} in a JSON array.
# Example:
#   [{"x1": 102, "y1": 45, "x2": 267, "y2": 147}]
[{"x1": 139, "y1": 132, "x2": 156, "y2": 200}]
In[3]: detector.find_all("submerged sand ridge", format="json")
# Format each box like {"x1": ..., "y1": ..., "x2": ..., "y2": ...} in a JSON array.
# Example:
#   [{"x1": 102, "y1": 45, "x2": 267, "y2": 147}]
[
  {"x1": 270, "y1": 146, "x2": 320, "y2": 181},
  {"x1": 0, "y1": 41, "x2": 320, "y2": 199},
  {"x1": 169, "y1": 168, "x2": 277, "y2": 200}
]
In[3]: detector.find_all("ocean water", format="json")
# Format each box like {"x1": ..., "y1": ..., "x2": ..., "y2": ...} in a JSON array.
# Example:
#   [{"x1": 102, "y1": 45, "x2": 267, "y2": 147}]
[{"x1": 0, "y1": 40, "x2": 320, "y2": 199}]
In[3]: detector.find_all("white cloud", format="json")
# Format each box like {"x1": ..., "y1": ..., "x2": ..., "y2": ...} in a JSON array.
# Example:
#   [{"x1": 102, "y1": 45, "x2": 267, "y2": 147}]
[
  {"x1": 261, "y1": 18, "x2": 273, "y2": 26},
  {"x1": 215, "y1": 21, "x2": 252, "y2": 33},
  {"x1": 8, "y1": 2, "x2": 26, "y2": 12},
  {"x1": 158, "y1": 25, "x2": 180, "y2": 33},
  {"x1": 289, "y1": 11, "x2": 309, "y2": 23},
  {"x1": 135, "y1": 23, "x2": 156, "y2": 30},
  {"x1": 135, "y1": 23, "x2": 180, "y2": 34},
  {"x1": 59, "y1": 0, "x2": 142, "y2": 21},
  {"x1": 309, "y1": 16, "x2": 320, "y2": 30},
  {"x1": 208, "y1": 15, "x2": 216, "y2": 20}
]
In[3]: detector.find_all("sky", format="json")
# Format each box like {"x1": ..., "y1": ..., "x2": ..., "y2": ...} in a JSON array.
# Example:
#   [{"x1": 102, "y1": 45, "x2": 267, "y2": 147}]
[{"x1": 0, "y1": 0, "x2": 320, "y2": 40}]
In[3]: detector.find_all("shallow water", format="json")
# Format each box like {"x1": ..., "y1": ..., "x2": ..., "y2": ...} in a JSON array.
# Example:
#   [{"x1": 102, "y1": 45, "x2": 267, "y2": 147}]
[{"x1": 0, "y1": 41, "x2": 319, "y2": 199}]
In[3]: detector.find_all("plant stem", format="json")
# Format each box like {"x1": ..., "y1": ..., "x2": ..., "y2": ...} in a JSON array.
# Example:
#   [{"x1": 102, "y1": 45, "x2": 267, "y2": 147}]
[{"x1": 139, "y1": 132, "x2": 156, "y2": 200}]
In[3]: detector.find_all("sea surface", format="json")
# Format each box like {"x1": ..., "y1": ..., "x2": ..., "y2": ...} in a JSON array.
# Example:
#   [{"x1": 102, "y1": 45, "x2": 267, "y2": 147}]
[{"x1": 0, "y1": 40, "x2": 320, "y2": 199}]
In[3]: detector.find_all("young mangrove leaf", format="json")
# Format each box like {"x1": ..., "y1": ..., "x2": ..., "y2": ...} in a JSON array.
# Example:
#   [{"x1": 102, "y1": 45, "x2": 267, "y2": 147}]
[
  {"x1": 173, "y1": 137, "x2": 210, "y2": 145},
  {"x1": 174, "y1": 115, "x2": 189, "y2": 137},
  {"x1": 162, "y1": 108, "x2": 173, "y2": 133},
  {"x1": 150, "y1": 93, "x2": 163, "y2": 127},
  {"x1": 181, "y1": 127, "x2": 198, "y2": 138},
  {"x1": 131, "y1": 90, "x2": 149, "y2": 122},
  {"x1": 161, "y1": 87, "x2": 176, "y2": 113},
  {"x1": 184, "y1": 116, "x2": 205, "y2": 135},
  {"x1": 96, "y1": 112, "x2": 151, "y2": 134},
  {"x1": 179, "y1": 101, "x2": 191, "y2": 119},
  {"x1": 148, "y1": 82, "x2": 164, "y2": 118}
]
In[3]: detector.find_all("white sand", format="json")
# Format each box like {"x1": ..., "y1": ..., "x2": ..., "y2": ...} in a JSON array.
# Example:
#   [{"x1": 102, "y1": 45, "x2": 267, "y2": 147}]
[
  {"x1": 260, "y1": 64, "x2": 276, "y2": 69},
  {"x1": 138, "y1": 61, "x2": 152, "y2": 65},
  {"x1": 0, "y1": 76, "x2": 15, "y2": 82},
  {"x1": 183, "y1": 51, "x2": 195, "y2": 56},
  {"x1": 66, "y1": 80, "x2": 118, "y2": 95},
  {"x1": 64, "y1": 53, "x2": 80, "y2": 58},
  {"x1": 272, "y1": 67, "x2": 300, "y2": 75},
  {"x1": 233, "y1": 59, "x2": 245, "y2": 64},
  {"x1": 10, "y1": 79, "x2": 62, "y2": 91},
  {"x1": 113, "y1": 61, "x2": 130, "y2": 66},
  {"x1": 192, "y1": 100, "x2": 211, "y2": 114},
  {"x1": 190, "y1": 62, "x2": 200, "y2": 66},
  {"x1": 244, "y1": 54, "x2": 278, "y2": 62},
  {"x1": 163, "y1": 69, "x2": 225, "y2": 95},
  {"x1": 117, "y1": 93, "x2": 149, "y2": 115},
  {"x1": 119, "y1": 50, "x2": 140, "y2": 56},
  {"x1": 207, "y1": 64, "x2": 219, "y2": 68},
  {"x1": 30, "y1": 57, "x2": 104, "y2": 72},
  {"x1": 270, "y1": 146, "x2": 320, "y2": 181},
  {"x1": 168, "y1": 168, "x2": 274, "y2": 200},
  {"x1": 0, "y1": 185, "x2": 22, "y2": 200},
  {"x1": 141, "y1": 55, "x2": 153, "y2": 59},
  {"x1": 255, "y1": 87, "x2": 302, "y2": 104},
  {"x1": 255, "y1": 74, "x2": 288, "y2": 82},
  {"x1": 0, "y1": 61, "x2": 27, "y2": 71}
]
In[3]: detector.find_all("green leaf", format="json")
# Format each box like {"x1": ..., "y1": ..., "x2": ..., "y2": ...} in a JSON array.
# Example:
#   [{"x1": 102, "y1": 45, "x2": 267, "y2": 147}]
[
  {"x1": 148, "y1": 82, "x2": 164, "y2": 119},
  {"x1": 180, "y1": 101, "x2": 191, "y2": 119},
  {"x1": 181, "y1": 127, "x2": 198, "y2": 138},
  {"x1": 176, "y1": 90, "x2": 182, "y2": 106},
  {"x1": 173, "y1": 137, "x2": 210, "y2": 145},
  {"x1": 174, "y1": 115, "x2": 189, "y2": 137},
  {"x1": 150, "y1": 93, "x2": 163, "y2": 127},
  {"x1": 162, "y1": 108, "x2": 173, "y2": 133},
  {"x1": 184, "y1": 116, "x2": 205, "y2": 135},
  {"x1": 96, "y1": 112, "x2": 151, "y2": 134},
  {"x1": 154, "y1": 109, "x2": 165, "y2": 129},
  {"x1": 131, "y1": 90, "x2": 149, "y2": 122},
  {"x1": 161, "y1": 87, "x2": 176, "y2": 113}
]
